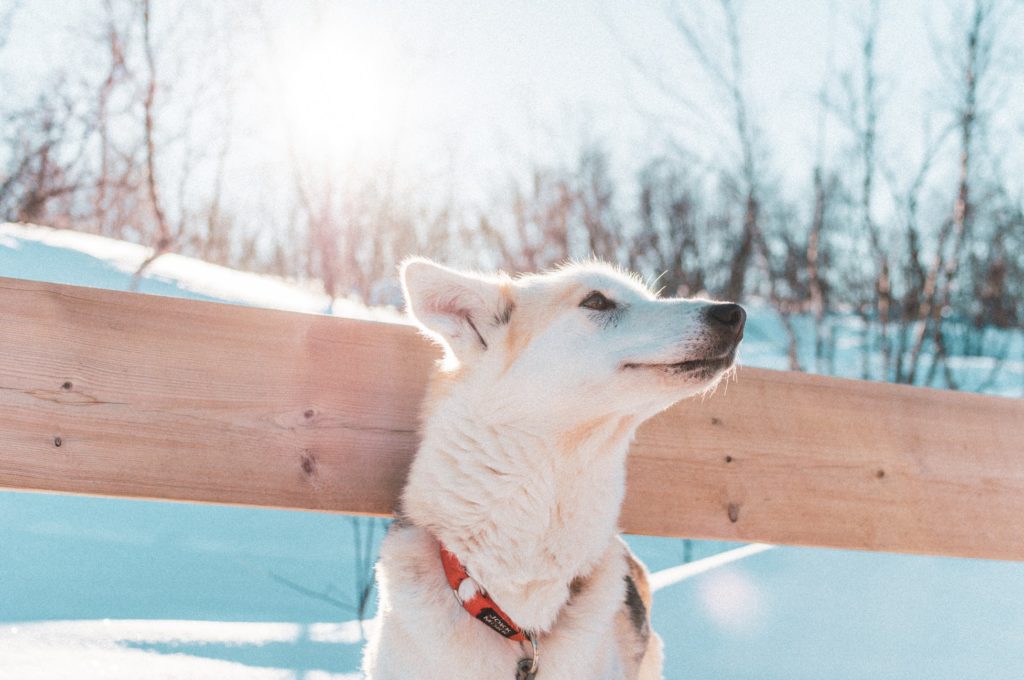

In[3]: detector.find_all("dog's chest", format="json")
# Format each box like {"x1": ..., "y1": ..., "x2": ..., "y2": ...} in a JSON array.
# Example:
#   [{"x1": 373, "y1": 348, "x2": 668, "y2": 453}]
[{"x1": 368, "y1": 526, "x2": 630, "y2": 680}]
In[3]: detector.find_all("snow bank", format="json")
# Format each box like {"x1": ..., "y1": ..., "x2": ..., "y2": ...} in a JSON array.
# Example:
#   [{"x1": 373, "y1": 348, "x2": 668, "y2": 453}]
[
  {"x1": 0, "y1": 619, "x2": 361, "y2": 680},
  {"x1": 0, "y1": 223, "x2": 402, "y2": 322}
]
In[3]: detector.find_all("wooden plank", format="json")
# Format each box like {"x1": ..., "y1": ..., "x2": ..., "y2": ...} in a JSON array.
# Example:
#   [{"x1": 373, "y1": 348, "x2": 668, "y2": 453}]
[
  {"x1": 1, "y1": 276, "x2": 1022, "y2": 561},
  {"x1": 623, "y1": 370, "x2": 1024, "y2": 561},
  {"x1": 0, "y1": 276, "x2": 432, "y2": 515}
]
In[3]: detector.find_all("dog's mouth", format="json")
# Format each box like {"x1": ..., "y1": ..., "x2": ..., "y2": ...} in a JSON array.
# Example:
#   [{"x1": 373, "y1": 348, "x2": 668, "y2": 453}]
[{"x1": 623, "y1": 348, "x2": 738, "y2": 376}]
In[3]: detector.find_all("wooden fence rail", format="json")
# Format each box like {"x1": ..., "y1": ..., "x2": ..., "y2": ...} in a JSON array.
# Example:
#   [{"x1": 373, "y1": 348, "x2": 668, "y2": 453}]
[{"x1": 1, "y1": 277, "x2": 1023, "y2": 561}]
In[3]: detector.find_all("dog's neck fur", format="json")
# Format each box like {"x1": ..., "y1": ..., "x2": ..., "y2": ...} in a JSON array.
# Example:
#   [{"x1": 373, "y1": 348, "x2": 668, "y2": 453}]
[{"x1": 402, "y1": 372, "x2": 639, "y2": 634}]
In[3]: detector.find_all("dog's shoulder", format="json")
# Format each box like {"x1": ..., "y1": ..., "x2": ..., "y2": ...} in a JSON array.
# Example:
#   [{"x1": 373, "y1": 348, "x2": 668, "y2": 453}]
[
  {"x1": 623, "y1": 556, "x2": 651, "y2": 640},
  {"x1": 377, "y1": 522, "x2": 442, "y2": 589},
  {"x1": 618, "y1": 538, "x2": 652, "y2": 637},
  {"x1": 610, "y1": 537, "x2": 655, "y2": 677}
]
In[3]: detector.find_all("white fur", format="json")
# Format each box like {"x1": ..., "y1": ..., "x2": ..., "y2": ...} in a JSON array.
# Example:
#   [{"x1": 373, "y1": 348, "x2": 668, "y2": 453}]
[{"x1": 363, "y1": 259, "x2": 743, "y2": 680}]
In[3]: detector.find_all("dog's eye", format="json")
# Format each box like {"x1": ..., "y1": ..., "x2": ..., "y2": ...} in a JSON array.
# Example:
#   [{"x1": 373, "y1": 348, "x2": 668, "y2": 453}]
[{"x1": 579, "y1": 291, "x2": 616, "y2": 311}]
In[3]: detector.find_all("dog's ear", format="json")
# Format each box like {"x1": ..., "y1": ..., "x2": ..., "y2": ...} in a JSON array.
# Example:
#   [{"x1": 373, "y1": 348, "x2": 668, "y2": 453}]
[{"x1": 401, "y1": 258, "x2": 510, "y2": 361}]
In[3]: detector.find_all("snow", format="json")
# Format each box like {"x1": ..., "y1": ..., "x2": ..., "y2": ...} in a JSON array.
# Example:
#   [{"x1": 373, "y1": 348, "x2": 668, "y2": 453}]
[
  {"x1": 0, "y1": 223, "x2": 401, "y2": 321},
  {"x1": 649, "y1": 544, "x2": 774, "y2": 592},
  {"x1": 2, "y1": 223, "x2": 1023, "y2": 678},
  {"x1": 655, "y1": 547, "x2": 1024, "y2": 680},
  {"x1": 0, "y1": 620, "x2": 361, "y2": 680}
]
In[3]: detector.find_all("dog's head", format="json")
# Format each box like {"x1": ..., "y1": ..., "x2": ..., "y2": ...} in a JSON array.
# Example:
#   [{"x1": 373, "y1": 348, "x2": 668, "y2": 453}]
[{"x1": 401, "y1": 258, "x2": 744, "y2": 420}]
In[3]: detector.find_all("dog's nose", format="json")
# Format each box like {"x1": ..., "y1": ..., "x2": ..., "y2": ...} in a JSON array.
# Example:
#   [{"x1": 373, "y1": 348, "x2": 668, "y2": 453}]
[{"x1": 706, "y1": 303, "x2": 746, "y2": 335}]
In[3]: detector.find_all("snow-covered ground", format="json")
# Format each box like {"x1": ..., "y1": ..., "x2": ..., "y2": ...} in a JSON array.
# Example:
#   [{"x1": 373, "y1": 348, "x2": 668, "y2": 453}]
[
  {"x1": 0, "y1": 222, "x2": 398, "y2": 321},
  {"x1": 2, "y1": 223, "x2": 1023, "y2": 678},
  {"x1": 1, "y1": 619, "x2": 363, "y2": 680}
]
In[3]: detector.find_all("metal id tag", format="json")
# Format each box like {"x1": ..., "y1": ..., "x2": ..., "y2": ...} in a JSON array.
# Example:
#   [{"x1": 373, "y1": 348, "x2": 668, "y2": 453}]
[{"x1": 515, "y1": 657, "x2": 538, "y2": 680}]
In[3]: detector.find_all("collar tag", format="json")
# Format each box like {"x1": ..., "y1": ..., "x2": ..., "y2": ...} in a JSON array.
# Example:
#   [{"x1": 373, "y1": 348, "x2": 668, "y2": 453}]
[{"x1": 516, "y1": 657, "x2": 539, "y2": 680}]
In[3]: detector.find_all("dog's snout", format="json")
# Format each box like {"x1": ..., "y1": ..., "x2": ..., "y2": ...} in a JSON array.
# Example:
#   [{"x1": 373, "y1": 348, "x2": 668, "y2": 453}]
[{"x1": 705, "y1": 303, "x2": 746, "y2": 335}]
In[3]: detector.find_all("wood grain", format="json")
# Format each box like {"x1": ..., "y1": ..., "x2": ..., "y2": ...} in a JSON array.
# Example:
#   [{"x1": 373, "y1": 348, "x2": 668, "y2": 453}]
[{"x1": 1, "y1": 277, "x2": 1022, "y2": 560}]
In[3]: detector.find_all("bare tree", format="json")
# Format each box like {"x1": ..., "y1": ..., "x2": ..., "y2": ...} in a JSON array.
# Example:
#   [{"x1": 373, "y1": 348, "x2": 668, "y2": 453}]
[
  {"x1": 1, "y1": 0, "x2": 244, "y2": 277},
  {"x1": 0, "y1": 82, "x2": 93, "y2": 225},
  {"x1": 854, "y1": 0, "x2": 891, "y2": 379},
  {"x1": 666, "y1": 0, "x2": 767, "y2": 302},
  {"x1": 632, "y1": 159, "x2": 709, "y2": 297},
  {"x1": 576, "y1": 145, "x2": 623, "y2": 262},
  {"x1": 906, "y1": 0, "x2": 1000, "y2": 387},
  {"x1": 130, "y1": 0, "x2": 175, "y2": 286},
  {"x1": 475, "y1": 144, "x2": 627, "y2": 274}
]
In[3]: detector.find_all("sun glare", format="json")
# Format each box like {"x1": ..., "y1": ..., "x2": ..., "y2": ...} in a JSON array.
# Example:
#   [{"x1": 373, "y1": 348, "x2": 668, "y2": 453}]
[
  {"x1": 698, "y1": 568, "x2": 764, "y2": 634},
  {"x1": 274, "y1": 24, "x2": 404, "y2": 167}
]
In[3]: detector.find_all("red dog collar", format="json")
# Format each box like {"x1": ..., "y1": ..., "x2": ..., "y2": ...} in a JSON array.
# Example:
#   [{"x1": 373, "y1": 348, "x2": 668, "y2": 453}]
[{"x1": 440, "y1": 545, "x2": 528, "y2": 642}]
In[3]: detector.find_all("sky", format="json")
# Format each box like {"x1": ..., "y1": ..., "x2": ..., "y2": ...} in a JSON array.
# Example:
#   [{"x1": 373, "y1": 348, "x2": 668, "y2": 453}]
[
  {"x1": 234, "y1": 0, "x2": 1013, "y2": 198},
  {"x1": 2, "y1": 0, "x2": 1021, "y2": 223}
]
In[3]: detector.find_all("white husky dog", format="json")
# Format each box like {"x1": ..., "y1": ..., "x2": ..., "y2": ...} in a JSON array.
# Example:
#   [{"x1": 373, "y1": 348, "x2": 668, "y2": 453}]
[{"x1": 362, "y1": 259, "x2": 745, "y2": 680}]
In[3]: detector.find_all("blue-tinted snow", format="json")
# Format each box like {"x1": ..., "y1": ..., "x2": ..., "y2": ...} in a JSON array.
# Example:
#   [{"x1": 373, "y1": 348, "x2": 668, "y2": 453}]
[
  {"x1": 0, "y1": 223, "x2": 398, "y2": 319},
  {"x1": 655, "y1": 547, "x2": 1024, "y2": 680},
  {"x1": 2, "y1": 223, "x2": 1023, "y2": 678}
]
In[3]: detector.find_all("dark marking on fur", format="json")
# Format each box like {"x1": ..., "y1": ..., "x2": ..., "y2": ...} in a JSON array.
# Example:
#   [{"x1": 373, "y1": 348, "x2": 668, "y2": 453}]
[
  {"x1": 300, "y1": 451, "x2": 317, "y2": 475},
  {"x1": 623, "y1": 574, "x2": 650, "y2": 640},
  {"x1": 725, "y1": 455, "x2": 734, "y2": 463},
  {"x1": 493, "y1": 301, "x2": 515, "y2": 327},
  {"x1": 876, "y1": 469, "x2": 886, "y2": 479},
  {"x1": 464, "y1": 314, "x2": 488, "y2": 349},
  {"x1": 304, "y1": 408, "x2": 315, "y2": 419},
  {"x1": 560, "y1": 574, "x2": 591, "y2": 613},
  {"x1": 727, "y1": 502, "x2": 740, "y2": 523},
  {"x1": 53, "y1": 436, "x2": 63, "y2": 448},
  {"x1": 61, "y1": 381, "x2": 73, "y2": 391},
  {"x1": 711, "y1": 416, "x2": 722, "y2": 425}
]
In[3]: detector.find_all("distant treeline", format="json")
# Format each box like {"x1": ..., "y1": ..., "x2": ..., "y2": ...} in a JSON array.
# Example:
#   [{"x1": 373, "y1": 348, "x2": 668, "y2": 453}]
[{"x1": 0, "y1": 0, "x2": 1021, "y2": 389}]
